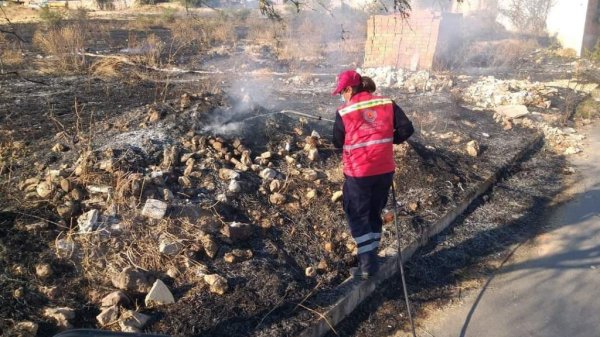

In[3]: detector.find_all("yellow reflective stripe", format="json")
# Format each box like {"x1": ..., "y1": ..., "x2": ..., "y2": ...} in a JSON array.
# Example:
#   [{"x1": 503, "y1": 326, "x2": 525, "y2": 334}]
[{"x1": 339, "y1": 99, "x2": 393, "y2": 116}]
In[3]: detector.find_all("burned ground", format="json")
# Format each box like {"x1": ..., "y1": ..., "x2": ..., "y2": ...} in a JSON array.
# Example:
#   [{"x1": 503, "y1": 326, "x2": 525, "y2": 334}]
[
  {"x1": 0, "y1": 6, "x2": 599, "y2": 337},
  {"x1": 327, "y1": 146, "x2": 568, "y2": 337}
]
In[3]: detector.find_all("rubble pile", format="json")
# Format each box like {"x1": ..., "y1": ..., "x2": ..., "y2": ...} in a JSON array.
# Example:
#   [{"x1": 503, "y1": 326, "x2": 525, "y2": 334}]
[
  {"x1": 15, "y1": 107, "x2": 366, "y2": 332},
  {"x1": 357, "y1": 67, "x2": 454, "y2": 92},
  {"x1": 461, "y1": 76, "x2": 587, "y2": 155},
  {"x1": 461, "y1": 76, "x2": 555, "y2": 109}
]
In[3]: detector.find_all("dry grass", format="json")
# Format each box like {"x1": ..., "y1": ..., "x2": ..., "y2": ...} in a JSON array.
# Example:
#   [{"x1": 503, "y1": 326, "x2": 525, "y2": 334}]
[
  {"x1": 33, "y1": 26, "x2": 87, "y2": 74},
  {"x1": 90, "y1": 57, "x2": 129, "y2": 78},
  {"x1": 0, "y1": 35, "x2": 23, "y2": 68},
  {"x1": 446, "y1": 38, "x2": 540, "y2": 69}
]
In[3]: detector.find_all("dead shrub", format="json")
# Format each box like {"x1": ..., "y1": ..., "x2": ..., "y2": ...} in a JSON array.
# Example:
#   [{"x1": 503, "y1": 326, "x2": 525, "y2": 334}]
[
  {"x1": 0, "y1": 35, "x2": 23, "y2": 68},
  {"x1": 33, "y1": 26, "x2": 87, "y2": 74},
  {"x1": 90, "y1": 57, "x2": 128, "y2": 78},
  {"x1": 204, "y1": 18, "x2": 237, "y2": 45},
  {"x1": 499, "y1": 0, "x2": 555, "y2": 34},
  {"x1": 1, "y1": 49, "x2": 24, "y2": 67},
  {"x1": 246, "y1": 17, "x2": 284, "y2": 46}
]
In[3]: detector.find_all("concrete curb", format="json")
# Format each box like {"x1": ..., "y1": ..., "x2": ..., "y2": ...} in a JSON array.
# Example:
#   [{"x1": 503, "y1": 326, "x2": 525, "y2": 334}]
[{"x1": 298, "y1": 134, "x2": 545, "y2": 337}]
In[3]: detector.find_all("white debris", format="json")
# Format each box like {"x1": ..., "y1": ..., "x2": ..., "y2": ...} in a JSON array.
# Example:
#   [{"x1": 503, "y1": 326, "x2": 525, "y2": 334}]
[
  {"x1": 141, "y1": 199, "x2": 168, "y2": 219},
  {"x1": 96, "y1": 305, "x2": 119, "y2": 326},
  {"x1": 495, "y1": 105, "x2": 530, "y2": 119},
  {"x1": 331, "y1": 191, "x2": 343, "y2": 202},
  {"x1": 564, "y1": 146, "x2": 582, "y2": 155},
  {"x1": 145, "y1": 279, "x2": 175, "y2": 306},
  {"x1": 36, "y1": 182, "x2": 54, "y2": 198},
  {"x1": 119, "y1": 310, "x2": 151, "y2": 331},
  {"x1": 228, "y1": 180, "x2": 242, "y2": 193},
  {"x1": 466, "y1": 140, "x2": 480, "y2": 157},
  {"x1": 77, "y1": 209, "x2": 99, "y2": 233},
  {"x1": 204, "y1": 274, "x2": 228, "y2": 295},
  {"x1": 43, "y1": 307, "x2": 75, "y2": 328},
  {"x1": 259, "y1": 168, "x2": 278, "y2": 180}
]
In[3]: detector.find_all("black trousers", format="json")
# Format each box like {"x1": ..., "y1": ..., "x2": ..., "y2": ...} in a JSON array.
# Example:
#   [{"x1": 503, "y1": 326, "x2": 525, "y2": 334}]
[{"x1": 343, "y1": 172, "x2": 393, "y2": 259}]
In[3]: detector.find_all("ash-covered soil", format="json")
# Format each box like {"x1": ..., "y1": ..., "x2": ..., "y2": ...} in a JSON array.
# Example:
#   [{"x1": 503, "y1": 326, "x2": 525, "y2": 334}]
[
  {"x1": 0, "y1": 70, "x2": 537, "y2": 337},
  {"x1": 0, "y1": 12, "x2": 595, "y2": 337},
  {"x1": 327, "y1": 146, "x2": 568, "y2": 337}
]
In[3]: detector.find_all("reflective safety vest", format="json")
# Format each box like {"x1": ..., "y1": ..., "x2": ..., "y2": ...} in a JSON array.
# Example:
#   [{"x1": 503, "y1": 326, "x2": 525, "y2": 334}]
[{"x1": 338, "y1": 92, "x2": 395, "y2": 177}]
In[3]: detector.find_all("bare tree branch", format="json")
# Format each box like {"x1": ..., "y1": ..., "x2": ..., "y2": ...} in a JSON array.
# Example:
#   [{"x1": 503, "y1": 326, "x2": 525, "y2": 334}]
[{"x1": 0, "y1": 6, "x2": 26, "y2": 43}]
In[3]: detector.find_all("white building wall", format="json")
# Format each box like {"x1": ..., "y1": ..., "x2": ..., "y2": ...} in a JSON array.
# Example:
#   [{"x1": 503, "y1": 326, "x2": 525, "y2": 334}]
[{"x1": 547, "y1": 0, "x2": 589, "y2": 55}]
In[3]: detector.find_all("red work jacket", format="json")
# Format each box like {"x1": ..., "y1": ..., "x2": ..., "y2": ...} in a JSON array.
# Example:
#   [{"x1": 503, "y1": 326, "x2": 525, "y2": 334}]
[{"x1": 338, "y1": 92, "x2": 395, "y2": 177}]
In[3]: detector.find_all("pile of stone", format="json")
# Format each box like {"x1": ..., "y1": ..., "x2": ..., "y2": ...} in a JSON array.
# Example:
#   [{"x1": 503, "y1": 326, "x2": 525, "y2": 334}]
[
  {"x1": 17, "y1": 116, "x2": 357, "y2": 331},
  {"x1": 357, "y1": 67, "x2": 454, "y2": 93},
  {"x1": 461, "y1": 76, "x2": 556, "y2": 109}
]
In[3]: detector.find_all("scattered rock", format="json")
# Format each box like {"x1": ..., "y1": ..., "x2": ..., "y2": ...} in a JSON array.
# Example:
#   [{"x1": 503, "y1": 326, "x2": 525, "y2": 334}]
[
  {"x1": 56, "y1": 202, "x2": 76, "y2": 218},
  {"x1": 145, "y1": 279, "x2": 175, "y2": 306},
  {"x1": 10, "y1": 321, "x2": 38, "y2": 337},
  {"x1": 147, "y1": 107, "x2": 162, "y2": 123},
  {"x1": 224, "y1": 249, "x2": 253, "y2": 263},
  {"x1": 141, "y1": 199, "x2": 168, "y2": 219},
  {"x1": 307, "y1": 148, "x2": 319, "y2": 161},
  {"x1": 59, "y1": 178, "x2": 71, "y2": 192},
  {"x1": 119, "y1": 310, "x2": 151, "y2": 331},
  {"x1": 218, "y1": 168, "x2": 240, "y2": 181},
  {"x1": 159, "y1": 236, "x2": 183, "y2": 256},
  {"x1": 77, "y1": 209, "x2": 99, "y2": 233},
  {"x1": 305, "y1": 266, "x2": 316, "y2": 277},
  {"x1": 35, "y1": 263, "x2": 53, "y2": 279},
  {"x1": 200, "y1": 233, "x2": 219, "y2": 259},
  {"x1": 111, "y1": 267, "x2": 153, "y2": 293},
  {"x1": 204, "y1": 274, "x2": 228, "y2": 295},
  {"x1": 407, "y1": 202, "x2": 418, "y2": 212},
  {"x1": 51, "y1": 143, "x2": 69, "y2": 153},
  {"x1": 96, "y1": 305, "x2": 119, "y2": 326},
  {"x1": 317, "y1": 259, "x2": 328, "y2": 271},
  {"x1": 564, "y1": 146, "x2": 581, "y2": 155},
  {"x1": 36, "y1": 181, "x2": 54, "y2": 198},
  {"x1": 269, "y1": 179, "x2": 281, "y2": 192},
  {"x1": 70, "y1": 188, "x2": 84, "y2": 201},
  {"x1": 260, "y1": 151, "x2": 272, "y2": 159},
  {"x1": 221, "y1": 222, "x2": 253, "y2": 242},
  {"x1": 43, "y1": 307, "x2": 75, "y2": 328},
  {"x1": 269, "y1": 192, "x2": 286, "y2": 205},
  {"x1": 228, "y1": 180, "x2": 241, "y2": 193},
  {"x1": 87, "y1": 185, "x2": 111, "y2": 194},
  {"x1": 306, "y1": 189, "x2": 317, "y2": 200},
  {"x1": 101, "y1": 290, "x2": 130, "y2": 308},
  {"x1": 495, "y1": 105, "x2": 530, "y2": 119},
  {"x1": 466, "y1": 140, "x2": 480, "y2": 157},
  {"x1": 259, "y1": 168, "x2": 277, "y2": 180},
  {"x1": 302, "y1": 169, "x2": 318, "y2": 181},
  {"x1": 331, "y1": 191, "x2": 343, "y2": 202}
]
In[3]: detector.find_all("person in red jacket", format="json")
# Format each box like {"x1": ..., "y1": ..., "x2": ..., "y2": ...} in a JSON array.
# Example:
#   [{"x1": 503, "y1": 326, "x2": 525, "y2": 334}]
[{"x1": 332, "y1": 69, "x2": 414, "y2": 279}]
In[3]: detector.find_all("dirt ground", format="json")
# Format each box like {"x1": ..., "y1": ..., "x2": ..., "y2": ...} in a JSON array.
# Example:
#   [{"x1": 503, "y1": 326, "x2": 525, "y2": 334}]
[
  {"x1": 0, "y1": 4, "x2": 598, "y2": 337},
  {"x1": 328, "y1": 140, "x2": 569, "y2": 337}
]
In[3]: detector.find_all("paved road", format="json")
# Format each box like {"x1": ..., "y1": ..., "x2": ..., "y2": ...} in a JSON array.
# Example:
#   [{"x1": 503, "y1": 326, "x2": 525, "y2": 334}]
[{"x1": 417, "y1": 123, "x2": 600, "y2": 337}]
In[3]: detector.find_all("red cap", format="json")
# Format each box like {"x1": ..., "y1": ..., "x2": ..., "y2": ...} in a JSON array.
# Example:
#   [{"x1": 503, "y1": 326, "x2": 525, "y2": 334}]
[{"x1": 332, "y1": 70, "x2": 362, "y2": 95}]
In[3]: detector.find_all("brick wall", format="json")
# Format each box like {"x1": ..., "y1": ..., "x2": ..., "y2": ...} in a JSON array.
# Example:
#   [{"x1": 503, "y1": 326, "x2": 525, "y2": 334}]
[{"x1": 363, "y1": 11, "x2": 462, "y2": 70}]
